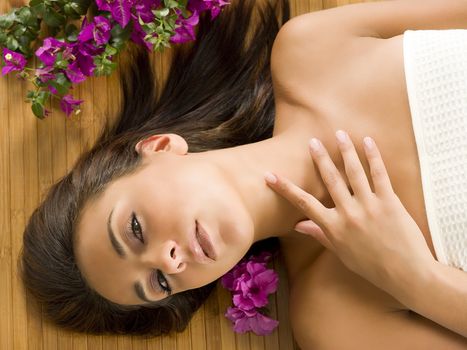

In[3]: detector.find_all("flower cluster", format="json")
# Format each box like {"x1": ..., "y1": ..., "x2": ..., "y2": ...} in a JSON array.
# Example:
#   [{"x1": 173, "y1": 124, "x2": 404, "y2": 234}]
[
  {"x1": 221, "y1": 252, "x2": 279, "y2": 336},
  {"x1": 0, "y1": 0, "x2": 229, "y2": 119}
]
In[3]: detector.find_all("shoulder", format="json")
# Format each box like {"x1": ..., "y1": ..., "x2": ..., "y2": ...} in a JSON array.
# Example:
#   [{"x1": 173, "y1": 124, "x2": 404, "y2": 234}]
[{"x1": 271, "y1": 13, "x2": 379, "y2": 106}]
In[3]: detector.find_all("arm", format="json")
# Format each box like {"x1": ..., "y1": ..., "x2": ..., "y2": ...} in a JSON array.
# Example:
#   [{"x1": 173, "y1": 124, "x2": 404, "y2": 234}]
[
  {"x1": 271, "y1": 0, "x2": 467, "y2": 105},
  {"x1": 264, "y1": 131, "x2": 467, "y2": 338},
  {"x1": 281, "y1": 0, "x2": 467, "y2": 39},
  {"x1": 407, "y1": 261, "x2": 467, "y2": 338}
]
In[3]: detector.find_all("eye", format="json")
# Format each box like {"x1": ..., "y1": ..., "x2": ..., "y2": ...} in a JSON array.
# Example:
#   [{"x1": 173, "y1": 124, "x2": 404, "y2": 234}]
[
  {"x1": 152, "y1": 270, "x2": 172, "y2": 296},
  {"x1": 128, "y1": 212, "x2": 144, "y2": 244}
]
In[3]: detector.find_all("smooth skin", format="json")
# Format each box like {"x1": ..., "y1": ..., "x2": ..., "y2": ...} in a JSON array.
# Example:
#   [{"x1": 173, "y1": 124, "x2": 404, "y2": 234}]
[
  {"x1": 267, "y1": 0, "x2": 467, "y2": 348},
  {"x1": 266, "y1": 132, "x2": 467, "y2": 338}
]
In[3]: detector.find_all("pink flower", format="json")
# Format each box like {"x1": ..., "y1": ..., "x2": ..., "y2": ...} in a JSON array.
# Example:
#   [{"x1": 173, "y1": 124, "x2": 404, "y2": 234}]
[
  {"x1": 2, "y1": 48, "x2": 27, "y2": 75},
  {"x1": 233, "y1": 262, "x2": 278, "y2": 310},
  {"x1": 188, "y1": 0, "x2": 230, "y2": 19},
  {"x1": 225, "y1": 307, "x2": 278, "y2": 335},
  {"x1": 96, "y1": 0, "x2": 134, "y2": 28},
  {"x1": 35, "y1": 66, "x2": 56, "y2": 83},
  {"x1": 221, "y1": 252, "x2": 279, "y2": 335},
  {"x1": 35, "y1": 38, "x2": 67, "y2": 66},
  {"x1": 170, "y1": 10, "x2": 200, "y2": 44},
  {"x1": 129, "y1": 12, "x2": 154, "y2": 51},
  {"x1": 60, "y1": 94, "x2": 83, "y2": 117},
  {"x1": 78, "y1": 16, "x2": 112, "y2": 46}
]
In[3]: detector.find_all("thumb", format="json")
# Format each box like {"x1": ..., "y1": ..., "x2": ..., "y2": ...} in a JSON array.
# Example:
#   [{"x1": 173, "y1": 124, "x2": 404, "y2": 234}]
[{"x1": 294, "y1": 220, "x2": 334, "y2": 252}]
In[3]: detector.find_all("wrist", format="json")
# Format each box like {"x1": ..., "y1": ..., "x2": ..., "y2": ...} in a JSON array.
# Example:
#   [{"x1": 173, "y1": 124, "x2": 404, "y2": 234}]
[{"x1": 391, "y1": 257, "x2": 439, "y2": 310}]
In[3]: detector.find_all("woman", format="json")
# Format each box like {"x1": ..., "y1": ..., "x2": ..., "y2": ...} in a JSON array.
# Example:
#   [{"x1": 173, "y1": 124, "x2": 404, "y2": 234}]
[{"x1": 20, "y1": 0, "x2": 467, "y2": 348}]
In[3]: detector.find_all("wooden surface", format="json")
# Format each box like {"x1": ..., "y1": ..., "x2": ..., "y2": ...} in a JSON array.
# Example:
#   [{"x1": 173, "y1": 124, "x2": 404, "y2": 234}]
[{"x1": 0, "y1": 0, "x2": 372, "y2": 349}]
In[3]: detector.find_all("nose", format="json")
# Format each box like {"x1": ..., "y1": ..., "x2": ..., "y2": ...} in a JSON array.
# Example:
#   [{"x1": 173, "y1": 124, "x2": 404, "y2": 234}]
[{"x1": 143, "y1": 240, "x2": 186, "y2": 274}]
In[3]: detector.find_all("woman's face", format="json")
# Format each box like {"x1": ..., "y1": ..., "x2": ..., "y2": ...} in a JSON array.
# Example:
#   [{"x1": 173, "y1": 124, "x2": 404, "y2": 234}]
[{"x1": 74, "y1": 135, "x2": 254, "y2": 305}]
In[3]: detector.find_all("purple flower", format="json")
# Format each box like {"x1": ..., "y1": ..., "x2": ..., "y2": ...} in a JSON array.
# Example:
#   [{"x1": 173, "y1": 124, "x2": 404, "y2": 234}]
[
  {"x1": 2, "y1": 48, "x2": 27, "y2": 75},
  {"x1": 232, "y1": 262, "x2": 278, "y2": 310},
  {"x1": 48, "y1": 85, "x2": 58, "y2": 95},
  {"x1": 96, "y1": 0, "x2": 134, "y2": 28},
  {"x1": 129, "y1": 12, "x2": 154, "y2": 51},
  {"x1": 225, "y1": 307, "x2": 278, "y2": 336},
  {"x1": 64, "y1": 41, "x2": 99, "y2": 83},
  {"x1": 170, "y1": 10, "x2": 200, "y2": 44},
  {"x1": 221, "y1": 260, "x2": 247, "y2": 291},
  {"x1": 78, "y1": 16, "x2": 112, "y2": 46},
  {"x1": 66, "y1": 61, "x2": 86, "y2": 84},
  {"x1": 188, "y1": 0, "x2": 230, "y2": 19},
  {"x1": 35, "y1": 66, "x2": 56, "y2": 83},
  {"x1": 35, "y1": 37, "x2": 67, "y2": 66},
  {"x1": 60, "y1": 94, "x2": 83, "y2": 117},
  {"x1": 134, "y1": 0, "x2": 158, "y2": 23}
]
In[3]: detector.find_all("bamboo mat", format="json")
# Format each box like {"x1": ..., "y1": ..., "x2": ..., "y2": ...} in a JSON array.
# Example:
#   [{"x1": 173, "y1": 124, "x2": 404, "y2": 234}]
[{"x1": 0, "y1": 1, "x2": 373, "y2": 349}]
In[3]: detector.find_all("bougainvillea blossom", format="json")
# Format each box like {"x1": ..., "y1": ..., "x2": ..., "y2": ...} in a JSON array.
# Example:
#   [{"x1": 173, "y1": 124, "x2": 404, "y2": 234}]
[{"x1": 1, "y1": 48, "x2": 27, "y2": 75}]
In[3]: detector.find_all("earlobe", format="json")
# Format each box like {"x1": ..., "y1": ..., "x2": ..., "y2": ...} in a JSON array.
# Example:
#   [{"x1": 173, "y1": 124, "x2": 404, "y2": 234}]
[{"x1": 135, "y1": 134, "x2": 188, "y2": 156}]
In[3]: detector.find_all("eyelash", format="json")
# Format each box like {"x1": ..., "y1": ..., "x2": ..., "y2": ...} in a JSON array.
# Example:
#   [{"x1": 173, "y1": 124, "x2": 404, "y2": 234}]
[
  {"x1": 127, "y1": 213, "x2": 172, "y2": 295},
  {"x1": 128, "y1": 212, "x2": 144, "y2": 244},
  {"x1": 153, "y1": 270, "x2": 172, "y2": 296}
]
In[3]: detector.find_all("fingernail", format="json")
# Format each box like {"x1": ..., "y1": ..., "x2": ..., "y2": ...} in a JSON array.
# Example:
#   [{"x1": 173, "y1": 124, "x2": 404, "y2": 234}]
[
  {"x1": 264, "y1": 171, "x2": 277, "y2": 184},
  {"x1": 363, "y1": 137, "x2": 374, "y2": 150},
  {"x1": 309, "y1": 138, "x2": 321, "y2": 152},
  {"x1": 335, "y1": 130, "x2": 348, "y2": 144}
]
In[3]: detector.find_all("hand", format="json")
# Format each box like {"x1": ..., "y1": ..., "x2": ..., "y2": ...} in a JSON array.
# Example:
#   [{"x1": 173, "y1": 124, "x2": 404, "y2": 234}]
[{"x1": 265, "y1": 130, "x2": 436, "y2": 301}]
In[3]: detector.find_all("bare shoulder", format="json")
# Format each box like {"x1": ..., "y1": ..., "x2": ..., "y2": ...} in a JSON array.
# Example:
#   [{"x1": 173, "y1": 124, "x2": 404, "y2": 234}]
[
  {"x1": 271, "y1": 12, "x2": 381, "y2": 106},
  {"x1": 289, "y1": 250, "x2": 467, "y2": 350}
]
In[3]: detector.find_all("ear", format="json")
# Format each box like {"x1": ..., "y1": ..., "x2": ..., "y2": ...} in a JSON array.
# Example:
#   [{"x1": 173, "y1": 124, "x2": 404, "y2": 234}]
[{"x1": 135, "y1": 134, "x2": 188, "y2": 156}]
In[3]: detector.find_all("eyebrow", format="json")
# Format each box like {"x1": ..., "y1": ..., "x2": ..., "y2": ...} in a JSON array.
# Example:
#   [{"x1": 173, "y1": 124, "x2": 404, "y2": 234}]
[
  {"x1": 107, "y1": 208, "x2": 126, "y2": 258},
  {"x1": 107, "y1": 208, "x2": 156, "y2": 304}
]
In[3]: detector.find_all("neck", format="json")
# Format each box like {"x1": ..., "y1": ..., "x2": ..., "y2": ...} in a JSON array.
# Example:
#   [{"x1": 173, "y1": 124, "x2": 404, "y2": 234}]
[{"x1": 192, "y1": 128, "x2": 327, "y2": 242}]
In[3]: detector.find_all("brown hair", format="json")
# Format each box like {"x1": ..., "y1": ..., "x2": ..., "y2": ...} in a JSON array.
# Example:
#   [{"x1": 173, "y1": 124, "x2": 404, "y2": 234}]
[{"x1": 20, "y1": 0, "x2": 290, "y2": 336}]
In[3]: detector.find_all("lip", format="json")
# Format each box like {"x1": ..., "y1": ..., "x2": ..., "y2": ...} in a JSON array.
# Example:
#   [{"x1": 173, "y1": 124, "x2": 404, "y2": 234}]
[
  {"x1": 196, "y1": 221, "x2": 217, "y2": 261},
  {"x1": 189, "y1": 221, "x2": 216, "y2": 264}
]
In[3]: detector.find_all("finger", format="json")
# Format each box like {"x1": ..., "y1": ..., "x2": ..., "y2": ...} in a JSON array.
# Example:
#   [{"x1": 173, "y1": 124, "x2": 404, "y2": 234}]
[
  {"x1": 264, "y1": 172, "x2": 329, "y2": 225},
  {"x1": 363, "y1": 137, "x2": 394, "y2": 196},
  {"x1": 309, "y1": 138, "x2": 353, "y2": 207},
  {"x1": 335, "y1": 130, "x2": 372, "y2": 198},
  {"x1": 294, "y1": 220, "x2": 335, "y2": 252}
]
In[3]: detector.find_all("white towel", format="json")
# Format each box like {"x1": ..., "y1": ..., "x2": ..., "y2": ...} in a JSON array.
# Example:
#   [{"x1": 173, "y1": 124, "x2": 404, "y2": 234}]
[{"x1": 404, "y1": 29, "x2": 467, "y2": 271}]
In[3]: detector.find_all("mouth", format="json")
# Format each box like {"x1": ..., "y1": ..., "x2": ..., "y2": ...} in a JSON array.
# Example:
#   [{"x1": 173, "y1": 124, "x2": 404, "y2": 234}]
[
  {"x1": 196, "y1": 221, "x2": 217, "y2": 261},
  {"x1": 189, "y1": 220, "x2": 217, "y2": 264}
]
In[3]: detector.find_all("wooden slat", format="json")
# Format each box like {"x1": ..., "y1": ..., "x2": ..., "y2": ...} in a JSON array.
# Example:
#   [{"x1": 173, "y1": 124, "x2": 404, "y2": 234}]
[
  {"x1": 0, "y1": 48, "x2": 13, "y2": 350},
  {"x1": 10, "y1": 62, "x2": 28, "y2": 350}
]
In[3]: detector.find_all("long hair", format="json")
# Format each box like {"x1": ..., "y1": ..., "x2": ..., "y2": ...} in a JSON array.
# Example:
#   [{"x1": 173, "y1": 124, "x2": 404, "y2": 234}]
[{"x1": 20, "y1": 0, "x2": 290, "y2": 336}]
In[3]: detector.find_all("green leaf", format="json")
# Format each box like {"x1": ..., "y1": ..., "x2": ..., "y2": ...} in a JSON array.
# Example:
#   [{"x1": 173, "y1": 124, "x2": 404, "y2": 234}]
[
  {"x1": 37, "y1": 90, "x2": 51, "y2": 105},
  {"x1": 104, "y1": 45, "x2": 117, "y2": 56},
  {"x1": 0, "y1": 32, "x2": 7, "y2": 45},
  {"x1": 65, "y1": 23, "x2": 79, "y2": 41},
  {"x1": 29, "y1": 0, "x2": 43, "y2": 6},
  {"x1": 43, "y1": 7, "x2": 66, "y2": 27},
  {"x1": 32, "y1": 102, "x2": 45, "y2": 119},
  {"x1": 30, "y1": 3, "x2": 46, "y2": 18},
  {"x1": 16, "y1": 7, "x2": 32, "y2": 25},
  {"x1": 13, "y1": 25, "x2": 27, "y2": 37},
  {"x1": 72, "y1": 0, "x2": 92, "y2": 16},
  {"x1": 163, "y1": 0, "x2": 180, "y2": 8},
  {"x1": 110, "y1": 23, "x2": 131, "y2": 49},
  {"x1": 6, "y1": 36, "x2": 19, "y2": 51},
  {"x1": 0, "y1": 13, "x2": 15, "y2": 29},
  {"x1": 49, "y1": 72, "x2": 71, "y2": 95},
  {"x1": 155, "y1": 8, "x2": 170, "y2": 18}
]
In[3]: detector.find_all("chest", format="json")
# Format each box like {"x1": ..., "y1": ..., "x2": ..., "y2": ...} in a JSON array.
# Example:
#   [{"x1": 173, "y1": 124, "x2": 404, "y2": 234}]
[{"x1": 275, "y1": 35, "x2": 435, "y2": 286}]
